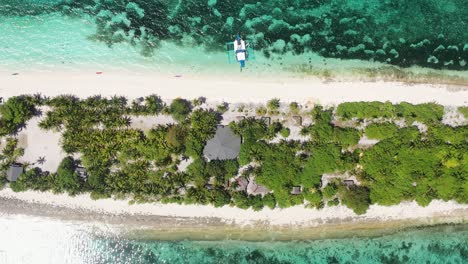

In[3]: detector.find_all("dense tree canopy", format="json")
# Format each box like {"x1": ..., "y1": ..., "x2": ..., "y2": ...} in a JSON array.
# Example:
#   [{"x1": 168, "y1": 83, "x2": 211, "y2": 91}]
[
  {"x1": 1, "y1": 96, "x2": 466, "y2": 214},
  {"x1": 0, "y1": 96, "x2": 38, "y2": 136}
]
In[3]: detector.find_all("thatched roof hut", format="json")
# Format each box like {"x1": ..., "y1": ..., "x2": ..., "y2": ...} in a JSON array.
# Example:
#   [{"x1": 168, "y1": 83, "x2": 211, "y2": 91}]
[
  {"x1": 290, "y1": 186, "x2": 302, "y2": 195},
  {"x1": 6, "y1": 164, "x2": 23, "y2": 182},
  {"x1": 203, "y1": 126, "x2": 241, "y2": 161}
]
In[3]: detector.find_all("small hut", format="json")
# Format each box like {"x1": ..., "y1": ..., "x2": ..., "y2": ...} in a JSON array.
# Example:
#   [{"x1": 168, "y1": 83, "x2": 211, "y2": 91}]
[
  {"x1": 177, "y1": 187, "x2": 187, "y2": 196},
  {"x1": 235, "y1": 177, "x2": 248, "y2": 192},
  {"x1": 6, "y1": 164, "x2": 23, "y2": 182},
  {"x1": 75, "y1": 167, "x2": 87, "y2": 181},
  {"x1": 236, "y1": 116, "x2": 245, "y2": 121},
  {"x1": 246, "y1": 179, "x2": 269, "y2": 196},
  {"x1": 260, "y1": 116, "x2": 271, "y2": 125},
  {"x1": 292, "y1": 115, "x2": 302, "y2": 126},
  {"x1": 343, "y1": 180, "x2": 355, "y2": 188},
  {"x1": 203, "y1": 126, "x2": 241, "y2": 161},
  {"x1": 290, "y1": 186, "x2": 302, "y2": 195}
]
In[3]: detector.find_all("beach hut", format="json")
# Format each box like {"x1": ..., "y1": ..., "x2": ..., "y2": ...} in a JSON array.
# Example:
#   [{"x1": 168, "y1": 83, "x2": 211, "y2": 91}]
[
  {"x1": 203, "y1": 125, "x2": 241, "y2": 161},
  {"x1": 236, "y1": 116, "x2": 245, "y2": 121},
  {"x1": 6, "y1": 164, "x2": 23, "y2": 182},
  {"x1": 177, "y1": 187, "x2": 187, "y2": 196},
  {"x1": 75, "y1": 167, "x2": 87, "y2": 181},
  {"x1": 343, "y1": 180, "x2": 355, "y2": 188},
  {"x1": 246, "y1": 178, "x2": 269, "y2": 196},
  {"x1": 292, "y1": 115, "x2": 302, "y2": 126},
  {"x1": 290, "y1": 186, "x2": 303, "y2": 195},
  {"x1": 234, "y1": 177, "x2": 248, "y2": 192},
  {"x1": 260, "y1": 117, "x2": 271, "y2": 125}
]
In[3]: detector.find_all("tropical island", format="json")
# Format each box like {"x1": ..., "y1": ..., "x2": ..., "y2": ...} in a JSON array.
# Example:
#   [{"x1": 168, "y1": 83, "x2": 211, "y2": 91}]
[{"x1": 1, "y1": 94, "x2": 466, "y2": 216}]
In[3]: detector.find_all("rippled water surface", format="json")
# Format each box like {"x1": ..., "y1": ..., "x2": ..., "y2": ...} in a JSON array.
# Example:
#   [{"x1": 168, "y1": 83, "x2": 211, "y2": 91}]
[
  {"x1": 0, "y1": 215, "x2": 467, "y2": 264},
  {"x1": 1, "y1": 0, "x2": 467, "y2": 75},
  {"x1": 1, "y1": 1, "x2": 467, "y2": 263}
]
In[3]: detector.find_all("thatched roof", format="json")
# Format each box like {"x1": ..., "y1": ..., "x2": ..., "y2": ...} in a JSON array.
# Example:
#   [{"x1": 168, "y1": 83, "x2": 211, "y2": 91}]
[
  {"x1": 246, "y1": 178, "x2": 269, "y2": 196},
  {"x1": 292, "y1": 115, "x2": 302, "y2": 126},
  {"x1": 6, "y1": 164, "x2": 23, "y2": 182},
  {"x1": 290, "y1": 186, "x2": 302, "y2": 195},
  {"x1": 343, "y1": 180, "x2": 355, "y2": 187},
  {"x1": 203, "y1": 126, "x2": 241, "y2": 161},
  {"x1": 235, "y1": 177, "x2": 248, "y2": 192}
]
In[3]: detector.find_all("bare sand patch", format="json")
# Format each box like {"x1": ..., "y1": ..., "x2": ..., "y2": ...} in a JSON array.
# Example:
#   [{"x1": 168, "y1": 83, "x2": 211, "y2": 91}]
[{"x1": 16, "y1": 117, "x2": 65, "y2": 173}]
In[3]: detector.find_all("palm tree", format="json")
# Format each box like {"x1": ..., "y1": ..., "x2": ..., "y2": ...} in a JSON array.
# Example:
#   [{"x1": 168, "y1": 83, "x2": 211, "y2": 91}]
[{"x1": 37, "y1": 156, "x2": 46, "y2": 165}]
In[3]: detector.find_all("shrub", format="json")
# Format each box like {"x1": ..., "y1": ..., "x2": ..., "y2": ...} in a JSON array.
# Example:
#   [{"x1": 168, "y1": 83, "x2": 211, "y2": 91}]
[
  {"x1": 336, "y1": 101, "x2": 395, "y2": 120},
  {"x1": 263, "y1": 194, "x2": 276, "y2": 209},
  {"x1": 333, "y1": 127, "x2": 361, "y2": 147},
  {"x1": 365, "y1": 122, "x2": 398, "y2": 140},
  {"x1": 289, "y1": 102, "x2": 300, "y2": 114},
  {"x1": 267, "y1": 98, "x2": 280, "y2": 110},
  {"x1": 255, "y1": 106, "x2": 267, "y2": 116},
  {"x1": 169, "y1": 98, "x2": 192, "y2": 122},
  {"x1": 280, "y1": 127, "x2": 290, "y2": 138},
  {"x1": 0, "y1": 96, "x2": 37, "y2": 136},
  {"x1": 458, "y1": 106, "x2": 468, "y2": 118},
  {"x1": 185, "y1": 109, "x2": 220, "y2": 157},
  {"x1": 55, "y1": 157, "x2": 81, "y2": 194},
  {"x1": 339, "y1": 186, "x2": 371, "y2": 215},
  {"x1": 327, "y1": 198, "x2": 340, "y2": 207},
  {"x1": 216, "y1": 102, "x2": 229, "y2": 113},
  {"x1": 322, "y1": 182, "x2": 338, "y2": 199},
  {"x1": 144, "y1": 94, "x2": 165, "y2": 114}
]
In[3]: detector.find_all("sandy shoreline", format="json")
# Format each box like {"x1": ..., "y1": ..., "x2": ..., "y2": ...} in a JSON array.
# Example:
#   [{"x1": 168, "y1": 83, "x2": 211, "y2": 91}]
[
  {"x1": 1, "y1": 188, "x2": 467, "y2": 234},
  {"x1": 1, "y1": 71, "x2": 467, "y2": 240},
  {"x1": 0, "y1": 189, "x2": 467, "y2": 241},
  {"x1": 1, "y1": 72, "x2": 467, "y2": 106}
]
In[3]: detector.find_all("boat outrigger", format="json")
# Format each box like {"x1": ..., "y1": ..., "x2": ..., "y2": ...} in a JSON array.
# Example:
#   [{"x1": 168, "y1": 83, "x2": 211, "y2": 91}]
[{"x1": 225, "y1": 34, "x2": 255, "y2": 71}]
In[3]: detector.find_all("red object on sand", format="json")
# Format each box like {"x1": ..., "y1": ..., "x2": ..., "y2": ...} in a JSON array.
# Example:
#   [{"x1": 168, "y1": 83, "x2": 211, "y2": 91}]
[{"x1": 96, "y1": 72, "x2": 103, "y2": 75}]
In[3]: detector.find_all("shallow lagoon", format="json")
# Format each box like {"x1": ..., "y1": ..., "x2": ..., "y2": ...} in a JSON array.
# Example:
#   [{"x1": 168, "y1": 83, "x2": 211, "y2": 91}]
[{"x1": 0, "y1": 214, "x2": 467, "y2": 264}]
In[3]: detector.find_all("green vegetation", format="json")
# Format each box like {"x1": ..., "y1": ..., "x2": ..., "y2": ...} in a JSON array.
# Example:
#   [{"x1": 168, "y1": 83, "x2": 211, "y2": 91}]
[
  {"x1": 0, "y1": 138, "x2": 24, "y2": 172},
  {"x1": 365, "y1": 122, "x2": 399, "y2": 140},
  {"x1": 339, "y1": 186, "x2": 371, "y2": 215},
  {"x1": 0, "y1": 96, "x2": 38, "y2": 136},
  {"x1": 169, "y1": 98, "x2": 192, "y2": 122},
  {"x1": 1, "y1": 97, "x2": 467, "y2": 214},
  {"x1": 280, "y1": 127, "x2": 290, "y2": 138},
  {"x1": 289, "y1": 102, "x2": 300, "y2": 114},
  {"x1": 337, "y1": 101, "x2": 444, "y2": 124},
  {"x1": 55, "y1": 157, "x2": 82, "y2": 195},
  {"x1": 267, "y1": 98, "x2": 280, "y2": 110},
  {"x1": 459, "y1": 106, "x2": 468, "y2": 118}
]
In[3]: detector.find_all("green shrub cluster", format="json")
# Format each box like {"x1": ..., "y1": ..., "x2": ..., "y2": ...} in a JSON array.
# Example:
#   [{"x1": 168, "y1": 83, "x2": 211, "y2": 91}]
[
  {"x1": 1, "y1": 95, "x2": 467, "y2": 214},
  {"x1": 337, "y1": 102, "x2": 444, "y2": 124},
  {"x1": 459, "y1": 107, "x2": 468, "y2": 118},
  {"x1": 365, "y1": 122, "x2": 399, "y2": 140},
  {"x1": 0, "y1": 96, "x2": 39, "y2": 136}
]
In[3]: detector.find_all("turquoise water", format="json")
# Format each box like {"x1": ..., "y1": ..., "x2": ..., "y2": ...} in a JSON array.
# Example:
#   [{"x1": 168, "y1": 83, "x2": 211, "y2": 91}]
[
  {"x1": 1, "y1": 1, "x2": 468, "y2": 263},
  {"x1": 96, "y1": 227, "x2": 468, "y2": 264},
  {"x1": 0, "y1": 214, "x2": 467, "y2": 264},
  {"x1": 0, "y1": 0, "x2": 467, "y2": 75}
]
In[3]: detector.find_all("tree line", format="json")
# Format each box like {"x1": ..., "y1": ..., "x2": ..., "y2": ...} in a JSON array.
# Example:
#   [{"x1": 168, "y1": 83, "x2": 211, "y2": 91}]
[{"x1": 1, "y1": 95, "x2": 466, "y2": 214}]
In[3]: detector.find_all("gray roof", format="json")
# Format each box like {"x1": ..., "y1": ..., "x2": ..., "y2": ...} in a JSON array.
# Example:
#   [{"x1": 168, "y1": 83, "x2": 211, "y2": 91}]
[
  {"x1": 6, "y1": 165, "x2": 23, "y2": 182},
  {"x1": 75, "y1": 167, "x2": 87, "y2": 180},
  {"x1": 203, "y1": 126, "x2": 241, "y2": 160},
  {"x1": 246, "y1": 178, "x2": 270, "y2": 196},
  {"x1": 291, "y1": 186, "x2": 302, "y2": 195}
]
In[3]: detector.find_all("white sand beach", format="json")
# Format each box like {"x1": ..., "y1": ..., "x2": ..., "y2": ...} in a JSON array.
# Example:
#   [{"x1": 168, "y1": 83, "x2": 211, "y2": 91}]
[
  {"x1": 0, "y1": 188, "x2": 466, "y2": 227},
  {"x1": 1, "y1": 71, "x2": 467, "y2": 106},
  {"x1": 1, "y1": 72, "x2": 467, "y2": 229}
]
